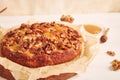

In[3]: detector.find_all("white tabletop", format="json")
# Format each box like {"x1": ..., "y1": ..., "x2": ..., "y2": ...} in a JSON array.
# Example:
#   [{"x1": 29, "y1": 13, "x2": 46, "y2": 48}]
[{"x1": 0, "y1": 13, "x2": 120, "y2": 80}]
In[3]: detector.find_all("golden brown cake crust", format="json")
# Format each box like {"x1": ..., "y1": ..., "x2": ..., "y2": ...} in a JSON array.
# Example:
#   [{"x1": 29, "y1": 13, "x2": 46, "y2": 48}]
[{"x1": 0, "y1": 22, "x2": 83, "y2": 68}]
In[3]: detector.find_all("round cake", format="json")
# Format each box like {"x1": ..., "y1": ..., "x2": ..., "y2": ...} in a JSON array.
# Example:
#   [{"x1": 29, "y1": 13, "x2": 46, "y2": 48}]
[{"x1": 0, "y1": 22, "x2": 83, "y2": 68}]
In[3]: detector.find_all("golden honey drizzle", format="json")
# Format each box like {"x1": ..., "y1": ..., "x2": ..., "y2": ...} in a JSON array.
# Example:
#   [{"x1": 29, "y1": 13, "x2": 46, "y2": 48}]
[{"x1": 84, "y1": 24, "x2": 102, "y2": 34}]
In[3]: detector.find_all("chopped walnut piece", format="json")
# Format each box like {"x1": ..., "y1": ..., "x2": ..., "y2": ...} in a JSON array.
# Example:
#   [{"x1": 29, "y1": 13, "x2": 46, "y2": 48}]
[
  {"x1": 22, "y1": 41, "x2": 30, "y2": 49},
  {"x1": 60, "y1": 15, "x2": 74, "y2": 23},
  {"x1": 111, "y1": 59, "x2": 120, "y2": 71},
  {"x1": 20, "y1": 23, "x2": 29, "y2": 29},
  {"x1": 25, "y1": 29, "x2": 32, "y2": 35},
  {"x1": 107, "y1": 51, "x2": 115, "y2": 56}
]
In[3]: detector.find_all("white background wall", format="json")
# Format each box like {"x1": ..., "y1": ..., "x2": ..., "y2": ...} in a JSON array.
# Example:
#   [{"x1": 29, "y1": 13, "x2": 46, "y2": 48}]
[{"x1": 0, "y1": 0, "x2": 120, "y2": 16}]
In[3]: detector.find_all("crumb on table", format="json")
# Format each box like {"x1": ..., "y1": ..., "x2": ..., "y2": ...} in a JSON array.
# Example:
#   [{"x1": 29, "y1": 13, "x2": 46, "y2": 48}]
[{"x1": 107, "y1": 51, "x2": 115, "y2": 56}]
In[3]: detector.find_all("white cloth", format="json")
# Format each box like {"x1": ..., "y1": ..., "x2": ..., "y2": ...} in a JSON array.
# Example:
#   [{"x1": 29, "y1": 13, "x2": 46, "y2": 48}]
[{"x1": 0, "y1": 0, "x2": 120, "y2": 16}]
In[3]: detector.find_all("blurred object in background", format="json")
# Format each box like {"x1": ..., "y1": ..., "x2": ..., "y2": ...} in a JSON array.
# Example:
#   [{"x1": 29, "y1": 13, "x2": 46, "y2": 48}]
[
  {"x1": 0, "y1": 0, "x2": 120, "y2": 16},
  {"x1": 0, "y1": 7, "x2": 7, "y2": 13}
]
